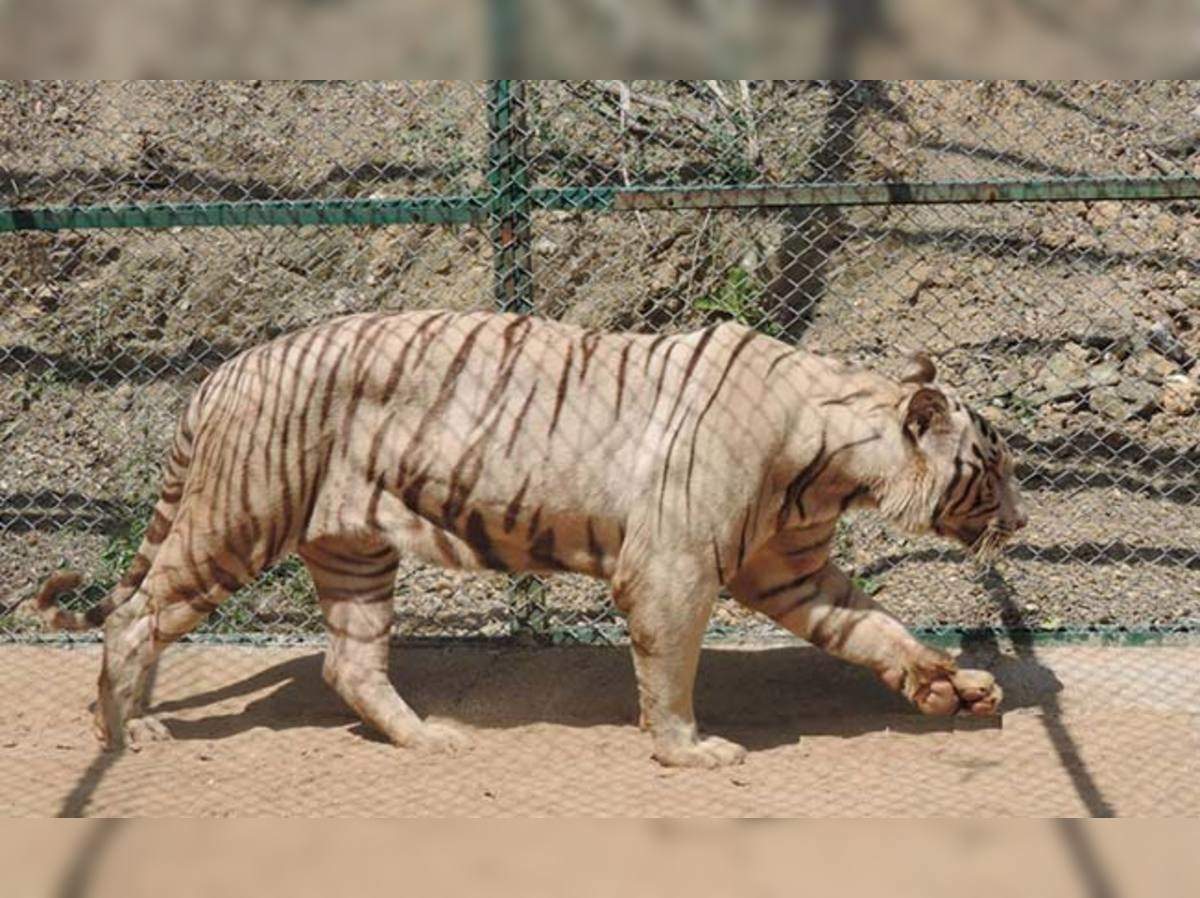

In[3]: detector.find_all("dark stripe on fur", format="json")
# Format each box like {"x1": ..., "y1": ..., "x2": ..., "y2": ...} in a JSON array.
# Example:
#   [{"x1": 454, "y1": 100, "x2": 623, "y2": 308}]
[
  {"x1": 614, "y1": 341, "x2": 632, "y2": 419},
  {"x1": 506, "y1": 384, "x2": 537, "y2": 457},
  {"x1": 464, "y1": 511, "x2": 507, "y2": 571},
  {"x1": 548, "y1": 343, "x2": 574, "y2": 436}
]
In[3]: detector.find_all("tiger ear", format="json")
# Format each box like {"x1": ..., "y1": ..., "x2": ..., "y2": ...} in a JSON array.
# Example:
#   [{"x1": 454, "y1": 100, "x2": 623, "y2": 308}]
[
  {"x1": 900, "y1": 352, "x2": 937, "y2": 385},
  {"x1": 904, "y1": 387, "x2": 951, "y2": 442}
]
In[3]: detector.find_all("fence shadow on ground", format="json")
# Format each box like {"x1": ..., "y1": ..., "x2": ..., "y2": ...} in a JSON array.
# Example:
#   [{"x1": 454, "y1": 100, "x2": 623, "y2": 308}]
[{"x1": 962, "y1": 567, "x2": 1116, "y2": 817}]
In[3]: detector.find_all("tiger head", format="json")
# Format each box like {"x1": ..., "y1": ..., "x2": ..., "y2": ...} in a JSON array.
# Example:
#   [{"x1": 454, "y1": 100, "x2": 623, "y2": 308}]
[{"x1": 883, "y1": 353, "x2": 1027, "y2": 562}]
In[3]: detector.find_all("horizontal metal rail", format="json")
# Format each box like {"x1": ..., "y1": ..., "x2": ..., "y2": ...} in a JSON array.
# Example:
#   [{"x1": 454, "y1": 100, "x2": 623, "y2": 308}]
[
  {"x1": 5, "y1": 176, "x2": 1200, "y2": 233},
  {"x1": 0, "y1": 196, "x2": 490, "y2": 232},
  {"x1": 606, "y1": 176, "x2": 1200, "y2": 210}
]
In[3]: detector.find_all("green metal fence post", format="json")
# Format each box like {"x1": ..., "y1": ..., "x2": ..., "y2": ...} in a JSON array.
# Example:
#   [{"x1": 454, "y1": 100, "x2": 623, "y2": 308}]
[
  {"x1": 487, "y1": 79, "x2": 540, "y2": 639},
  {"x1": 487, "y1": 79, "x2": 534, "y2": 313}
]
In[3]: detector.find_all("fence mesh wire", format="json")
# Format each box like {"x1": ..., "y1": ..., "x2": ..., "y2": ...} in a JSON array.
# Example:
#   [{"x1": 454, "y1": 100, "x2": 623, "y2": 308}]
[
  {"x1": 3, "y1": 79, "x2": 1200, "y2": 818},
  {"x1": 1, "y1": 80, "x2": 1198, "y2": 649}
]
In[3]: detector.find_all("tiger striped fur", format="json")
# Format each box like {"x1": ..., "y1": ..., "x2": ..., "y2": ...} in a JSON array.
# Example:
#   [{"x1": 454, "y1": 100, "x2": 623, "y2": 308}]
[{"x1": 38, "y1": 310, "x2": 1025, "y2": 767}]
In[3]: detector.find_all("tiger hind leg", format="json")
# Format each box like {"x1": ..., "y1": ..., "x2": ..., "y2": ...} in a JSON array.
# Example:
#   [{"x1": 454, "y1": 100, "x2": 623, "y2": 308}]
[
  {"x1": 300, "y1": 538, "x2": 469, "y2": 753},
  {"x1": 96, "y1": 508, "x2": 263, "y2": 750}
]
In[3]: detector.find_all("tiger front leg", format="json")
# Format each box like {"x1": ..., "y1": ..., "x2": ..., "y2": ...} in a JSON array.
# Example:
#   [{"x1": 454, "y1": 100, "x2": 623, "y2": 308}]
[
  {"x1": 614, "y1": 560, "x2": 746, "y2": 768},
  {"x1": 734, "y1": 559, "x2": 1002, "y2": 717}
]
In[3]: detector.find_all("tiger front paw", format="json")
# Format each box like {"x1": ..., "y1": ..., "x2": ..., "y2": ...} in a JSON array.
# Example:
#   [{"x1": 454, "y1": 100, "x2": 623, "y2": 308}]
[
  {"x1": 881, "y1": 653, "x2": 1003, "y2": 717},
  {"x1": 902, "y1": 667, "x2": 1002, "y2": 717},
  {"x1": 947, "y1": 668, "x2": 1003, "y2": 716}
]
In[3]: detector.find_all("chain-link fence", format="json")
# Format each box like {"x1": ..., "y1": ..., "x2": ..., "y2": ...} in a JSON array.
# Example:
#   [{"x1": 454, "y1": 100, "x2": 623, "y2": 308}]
[{"x1": 1, "y1": 80, "x2": 1198, "y2": 651}]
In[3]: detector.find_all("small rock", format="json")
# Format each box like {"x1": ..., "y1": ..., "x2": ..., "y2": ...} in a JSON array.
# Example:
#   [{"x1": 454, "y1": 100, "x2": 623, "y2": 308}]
[
  {"x1": 1147, "y1": 411, "x2": 1177, "y2": 436},
  {"x1": 1160, "y1": 374, "x2": 1198, "y2": 416},
  {"x1": 1086, "y1": 201, "x2": 1121, "y2": 231},
  {"x1": 991, "y1": 365, "x2": 1027, "y2": 398},
  {"x1": 1029, "y1": 344, "x2": 1091, "y2": 404},
  {"x1": 1152, "y1": 211, "x2": 1180, "y2": 241},
  {"x1": 650, "y1": 260, "x2": 676, "y2": 293},
  {"x1": 1090, "y1": 377, "x2": 1158, "y2": 420},
  {"x1": 1089, "y1": 386, "x2": 1133, "y2": 420},
  {"x1": 432, "y1": 257, "x2": 453, "y2": 275},
  {"x1": 1083, "y1": 313, "x2": 1136, "y2": 358},
  {"x1": 1054, "y1": 341, "x2": 1090, "y2": 367},
  {"x1": 1087, "y1": 362, "x2": 1120, "y2": 389},
  {"x1": 1161, "y1": 293, "x2": 1189, "y2": 320},
  {"x1": 1041, "y1": 226, "x2": 1076, "y2": 247},
  {"x1": 533, "y1": 237, "x2": 558, "y2": 256},
  {"x1": 1114, "y1": 378, "x2": 1159, "y2": 415},
  {"x1": 1124, "y1": 348, "x2": 1178, "y2": 384},
  {"x1": 1148, "y1": 318, "x2": 1190, "y2": 365}
]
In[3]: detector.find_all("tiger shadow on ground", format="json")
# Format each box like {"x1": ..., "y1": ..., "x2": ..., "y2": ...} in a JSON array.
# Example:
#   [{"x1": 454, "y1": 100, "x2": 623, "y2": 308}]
[{"x1": 148, "y1": 642, "x2": 1061, "y2": 752}]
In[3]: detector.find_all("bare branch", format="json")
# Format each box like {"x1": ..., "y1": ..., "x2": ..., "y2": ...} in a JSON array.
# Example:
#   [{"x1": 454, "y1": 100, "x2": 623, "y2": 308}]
[
  {"x1": 738, "y1": 80, "x2": 763, "y2": 170},
  {"x1": 704, "y1": 80, "x2": 729, "y2": 106}
]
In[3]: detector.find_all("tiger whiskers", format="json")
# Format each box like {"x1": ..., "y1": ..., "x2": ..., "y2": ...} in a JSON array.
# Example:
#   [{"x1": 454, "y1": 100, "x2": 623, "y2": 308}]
[{"x1": 970, "y1": 524, "x2": 1010, "y2": 567}]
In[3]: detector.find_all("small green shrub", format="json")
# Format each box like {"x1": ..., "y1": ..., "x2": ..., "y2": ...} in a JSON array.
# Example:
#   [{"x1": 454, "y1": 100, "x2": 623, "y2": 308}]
[{"x1": 694, "y1": 267, "x2": 785, "y2": 339}]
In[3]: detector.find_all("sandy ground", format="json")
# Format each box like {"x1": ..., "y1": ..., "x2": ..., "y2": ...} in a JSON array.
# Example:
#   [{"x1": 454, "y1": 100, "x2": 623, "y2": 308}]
[{"x1": 3, "y1": 640, "x2": 1199, "y2": 817}]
